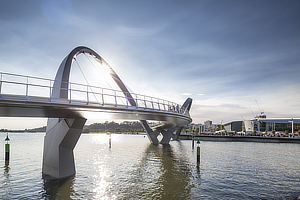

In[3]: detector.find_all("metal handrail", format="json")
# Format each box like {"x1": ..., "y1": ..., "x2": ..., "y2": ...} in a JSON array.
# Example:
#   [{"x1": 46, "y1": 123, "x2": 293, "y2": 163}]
[{"x1": 0, "y1": 72, "x2": 187, "y2": 116}]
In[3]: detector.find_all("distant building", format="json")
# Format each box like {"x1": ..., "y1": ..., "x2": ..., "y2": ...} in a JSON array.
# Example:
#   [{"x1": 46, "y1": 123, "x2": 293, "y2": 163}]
[
  {"x1": 203, "y1": 120, "x2": 220, "y2": 132},
  {"x1": 245, "y1": 118, "x2": 300, "y2": 133},
  {"x1": 204, "y1": 120, "x2": 212, "y2": 126},
  {"x1": 224, "y1": 121, "x2": 243, "y2": 132},
  {"x1": 184, "y1": 123, "x2": 204, "y2": 133}
]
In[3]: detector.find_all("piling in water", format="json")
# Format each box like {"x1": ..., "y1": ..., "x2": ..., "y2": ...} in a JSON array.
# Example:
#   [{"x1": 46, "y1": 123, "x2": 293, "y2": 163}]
[
  {"x1": 108, "y1": 132, "x2": 111, "y2": 148},
  {"x1": 192, "y1": 136, "x2": 194, "y2": 149},
  {"x1": 5, "y1": 133, "x2": 10, "y2": 162},
  {"x1": 196, "y1": 140, "x2": 200, "y2": 165}
]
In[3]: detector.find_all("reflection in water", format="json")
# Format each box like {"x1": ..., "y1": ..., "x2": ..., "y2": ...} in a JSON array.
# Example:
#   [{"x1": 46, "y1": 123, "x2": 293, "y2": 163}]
[
  {"x1": 2, "y1": 162, "x2": 12, "y2": 199},
  {"x1": 42, "y1": 174, "x2": 75, "y2": 199},
  {"x1": 121, "y1": 143, "x2": 194, "y2": 199}
]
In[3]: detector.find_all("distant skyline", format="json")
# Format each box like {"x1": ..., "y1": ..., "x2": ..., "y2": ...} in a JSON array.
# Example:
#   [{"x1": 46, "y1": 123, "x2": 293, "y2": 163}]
[{"x1": 0, "y1": 0, "x2": 300, "y2": 129}]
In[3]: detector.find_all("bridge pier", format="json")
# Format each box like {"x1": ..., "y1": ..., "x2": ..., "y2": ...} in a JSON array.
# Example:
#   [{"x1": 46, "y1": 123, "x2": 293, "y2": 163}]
[
  {"x1": 160, "y1": 128, "x2": 176, "y2": 144},
  {"x1": 140, "y1": 120, "x2": 176, "y2": 144},
  {"x1": 42, "y1": 118, "x2": 86, "y2": 179},
  {"x1": 172, "y1": 126, "x2": 183, "y2": 141},
  {"x1": 140, "y1": 120, "x2": 160, "y2": 144}
]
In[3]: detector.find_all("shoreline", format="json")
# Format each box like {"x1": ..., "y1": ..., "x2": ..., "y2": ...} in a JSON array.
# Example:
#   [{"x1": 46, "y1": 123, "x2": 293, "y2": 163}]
[{"x1": 179, "y1": 135, "x2": 300, "y2": 144}]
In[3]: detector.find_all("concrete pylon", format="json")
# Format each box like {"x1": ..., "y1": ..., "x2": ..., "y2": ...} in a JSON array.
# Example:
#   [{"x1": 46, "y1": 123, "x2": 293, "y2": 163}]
[
  {"x1": 140, "y1": 98, "x2": 193, "y2": 144},
  {"x1": 42, "y1": 118, "x2": 86, "y2": 179},
  {"x1": 140, "y1": 120, "x2": 176, "y2": 144},
  {"x1": 172, "y1": 127, "x2": 183, "y2": 141},
  {"x1": 140, "y1": 120, "x2": 160, "y2": 144},
  {"x1": 160, "y1": 128, "x2": 175, "y2": 144}
]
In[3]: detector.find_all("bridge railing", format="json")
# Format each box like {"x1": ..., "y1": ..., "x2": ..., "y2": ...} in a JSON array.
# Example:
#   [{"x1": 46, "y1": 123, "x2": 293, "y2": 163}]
[{"x1": 0, "y1": 72, "x2": 189, "y2": 116}]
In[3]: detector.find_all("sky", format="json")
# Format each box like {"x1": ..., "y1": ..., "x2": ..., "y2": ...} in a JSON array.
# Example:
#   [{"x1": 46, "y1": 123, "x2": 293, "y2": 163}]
[{"x1": 0, "y1": 0, "x2": 299, "y2": 129}]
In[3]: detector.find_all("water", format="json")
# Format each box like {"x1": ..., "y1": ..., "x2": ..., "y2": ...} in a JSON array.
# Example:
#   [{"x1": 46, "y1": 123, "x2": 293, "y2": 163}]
[{"x1": 1, "y1": 132, "x2": 300, "y2": 199}]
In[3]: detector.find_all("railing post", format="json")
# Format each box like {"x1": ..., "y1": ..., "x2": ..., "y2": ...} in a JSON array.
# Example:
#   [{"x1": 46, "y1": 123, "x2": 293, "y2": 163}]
[
  {"x1": 136, "y1": 94, "x2": 138, "y2": 107},
  {"x1": 26, "y1": 76, "x2": 29, "y2": 98},
  {"x1": 49, "y1": 80, "x2": 52, "y2": 102},
  {"x1": 157, "y1": 99, "x2": 160, "y2": 110},
  {"x1": 126, "y1": 92, "x2": 128, "y2": 107},
  {"x1": 69, "y1": 82, "x2": 71, "y2": 104},
  {"x1": 102, "y1": 88, "x2": 104, "y2": 106},
  {"x1": 86, "y1": 86, "x2": 88, "y2": 104},
  {"x1": 151, "y1": 97, "x2": 154, "y2": 109},
  {"x1": 0, "y1": 72, "x2": 2, "y2": 95},
  {"x1": 114, "y1": 91, "x2": 117, "y2": 106},
  {"x1": 144, "y1": 96, "x2": 147, "y2": 108}
]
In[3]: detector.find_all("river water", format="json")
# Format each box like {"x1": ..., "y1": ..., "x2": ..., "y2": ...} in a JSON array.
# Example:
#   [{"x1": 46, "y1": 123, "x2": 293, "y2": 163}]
[{"x1": 1, "y1": 132, "x2": 300, "y2": 199}]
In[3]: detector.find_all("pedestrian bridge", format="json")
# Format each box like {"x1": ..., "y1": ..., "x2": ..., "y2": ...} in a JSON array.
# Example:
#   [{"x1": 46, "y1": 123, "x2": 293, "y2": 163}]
[{"x1": 0, "y1": 46, "x2": 192, "y2": 179}]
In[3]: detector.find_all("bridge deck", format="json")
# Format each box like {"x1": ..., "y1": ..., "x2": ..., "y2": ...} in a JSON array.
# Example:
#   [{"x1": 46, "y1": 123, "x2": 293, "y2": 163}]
[{"x1": 0, "y1": 94, "x2": 191, "y2": 129}]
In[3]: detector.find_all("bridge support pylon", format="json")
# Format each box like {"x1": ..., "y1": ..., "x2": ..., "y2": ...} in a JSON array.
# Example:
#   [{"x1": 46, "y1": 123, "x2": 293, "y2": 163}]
[
  {"x1": 140, "y1": 97, "x2": 193, "y2": 144},
  {"x1": 172, "y1": 126, "x2": 183, "y2": 141},
  {"x1": 42, "y1": 118, "x2": 86, "y2": 179},
  {"x1": 160, "y1": 128, "x2": 176, "y2": 144},
  {"x1": 140, "y1": 120, "x2": 160, "y2": 144},
  {"x1": 140, "y1": 120, "x2": 176, "y2": 144}
]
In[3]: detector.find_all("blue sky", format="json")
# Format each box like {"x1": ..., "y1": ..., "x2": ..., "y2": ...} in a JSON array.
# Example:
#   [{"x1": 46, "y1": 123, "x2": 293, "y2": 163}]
[{"x1": 0, "y1": 0, "x2": 299, "y2": 129}]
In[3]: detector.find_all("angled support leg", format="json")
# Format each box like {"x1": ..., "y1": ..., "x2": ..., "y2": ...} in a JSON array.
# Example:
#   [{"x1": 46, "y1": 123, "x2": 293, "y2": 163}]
[
  {"x1": 160, "y1": 128, "x2": 176, "y2": 144},
  {"x1": 42, "y1": 117, "x2": 86, "y2": 179},
  {"x1": 172, "y1": 126, "x2": 183, "y2": 141},
  {"x1": 140, "y1": 120, "x2": 160, "y2": 144}
]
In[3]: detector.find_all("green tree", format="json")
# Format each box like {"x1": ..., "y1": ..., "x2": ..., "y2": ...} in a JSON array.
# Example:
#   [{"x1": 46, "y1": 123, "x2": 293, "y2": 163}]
[{"x1": 285, "y1": 130, "x2": 289, "y2": 136}]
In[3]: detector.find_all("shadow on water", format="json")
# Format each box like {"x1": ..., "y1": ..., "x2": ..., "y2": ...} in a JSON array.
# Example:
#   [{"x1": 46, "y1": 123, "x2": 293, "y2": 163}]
[
  {"x1": 122, "y1": 143, "x2": 194, "y2": 200},
  {"x1": 42, "y1": 174, "x2": 75, "y2": 200}
]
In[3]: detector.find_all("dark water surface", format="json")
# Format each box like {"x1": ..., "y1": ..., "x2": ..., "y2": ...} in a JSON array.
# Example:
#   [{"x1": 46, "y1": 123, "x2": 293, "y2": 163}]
[{"x1": 1, "y1": 133, "x2": 300, "y2": 199}]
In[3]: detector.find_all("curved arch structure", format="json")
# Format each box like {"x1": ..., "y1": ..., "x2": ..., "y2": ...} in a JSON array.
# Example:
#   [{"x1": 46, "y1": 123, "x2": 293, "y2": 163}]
[
  {"x1": 42, "y1": 46, "x2": 192, "y2": 179},
  {"x1": 52, "y1": 46, "x2": 136, "y2": 106}
]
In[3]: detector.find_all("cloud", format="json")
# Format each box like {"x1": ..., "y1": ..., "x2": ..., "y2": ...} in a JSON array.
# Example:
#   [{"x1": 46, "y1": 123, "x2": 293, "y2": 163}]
[{"x1": 181, "y1": 93, "x2": 191, "y2": 96}]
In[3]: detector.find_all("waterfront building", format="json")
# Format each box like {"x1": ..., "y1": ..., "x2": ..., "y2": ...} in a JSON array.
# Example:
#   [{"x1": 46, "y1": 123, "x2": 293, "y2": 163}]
[
  {"x1": 203, "y1": 120, "x2": 223, "y2": 132},
  {"x1": 245, "y1": 118, "x2": 300, "y2": 133},
  {"x1": 184, "y1": 121, "x2": 220, "y2": 133},
  {"x1": 224, "y1": 121, "x2": 243, "y2": 132}
]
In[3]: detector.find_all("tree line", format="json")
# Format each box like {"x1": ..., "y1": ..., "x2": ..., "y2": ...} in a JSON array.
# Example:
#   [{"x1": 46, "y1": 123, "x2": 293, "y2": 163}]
[
  {"x1": 0, "y1": 121, "x2": 150, "y2": 134},
  {"x1": 83, "y1": 121, "x2": 146, "y2": 134}
]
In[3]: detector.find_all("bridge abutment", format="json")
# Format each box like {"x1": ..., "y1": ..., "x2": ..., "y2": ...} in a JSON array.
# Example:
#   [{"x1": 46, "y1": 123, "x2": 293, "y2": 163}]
[{"x1": 42, "y1": 118, "x2": 86, "y2": 179}]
